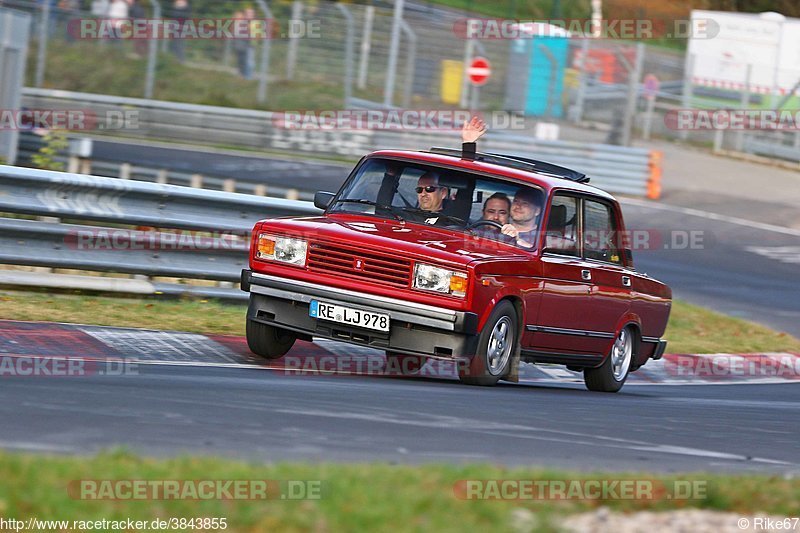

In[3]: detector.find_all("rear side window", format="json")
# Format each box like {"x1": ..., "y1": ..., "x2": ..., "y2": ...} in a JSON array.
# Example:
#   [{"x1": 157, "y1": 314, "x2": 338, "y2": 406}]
[
  {"x1": 583, "y1": 200, "x2": 622, "y2": 264},
  {"x1": 544, "y1": 194, "x2": 579, "y2": 257}
]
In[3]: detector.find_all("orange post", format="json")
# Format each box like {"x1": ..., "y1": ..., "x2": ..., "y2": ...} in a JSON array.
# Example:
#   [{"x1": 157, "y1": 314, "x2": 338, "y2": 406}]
[{"x1": 647, "y1": 150, "x2": 663, "y2": 200}]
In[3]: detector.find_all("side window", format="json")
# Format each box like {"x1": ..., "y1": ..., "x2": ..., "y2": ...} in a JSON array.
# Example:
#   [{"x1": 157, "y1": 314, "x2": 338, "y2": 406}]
[
  {"x1": 544, "y1": 195, "x2": 579, "y2": 256},
  {"x1": 584, "y1": 200, "x2": 622, "y2": 264}
]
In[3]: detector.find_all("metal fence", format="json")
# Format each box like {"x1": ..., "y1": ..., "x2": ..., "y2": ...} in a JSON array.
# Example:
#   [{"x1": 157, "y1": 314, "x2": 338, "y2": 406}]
[
  {"x1": 0, "y1": 8, "x2": 31, "y2": 165},
  {"x1": 0, "y1": 163, "x2": 320, "y2": 298},
  {"x1": 11, "y1": 1, "x2": 797, "y2": 163},
  {"x1": 21, "y1": 88, "x2": 662, "y2": 198},
  {"x1": 11, "y1": 0, "x2": 679, "y2": 132}
]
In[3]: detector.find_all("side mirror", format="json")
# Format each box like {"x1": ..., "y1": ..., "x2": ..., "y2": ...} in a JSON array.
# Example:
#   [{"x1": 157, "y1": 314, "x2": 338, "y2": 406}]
[{"x1": 314, "y1": 191, "x2": 335, "y2": 210}]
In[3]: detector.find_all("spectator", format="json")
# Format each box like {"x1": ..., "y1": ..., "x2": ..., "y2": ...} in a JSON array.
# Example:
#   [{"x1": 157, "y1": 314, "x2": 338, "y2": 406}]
[
  {"x1": 242, "y1": 6, "x2": 256, "y2": 79},
  {"x1": 128, "y1": 0, "x2": 146, "y2": 57},
  {"x1": 107, "y1": 0, "x2": 128, "y2": 40},
  {"x1": 57, "y1": 0, "x2": 80, "y2": 42},
  {"x1": 168, "y1": 0, "x2": 190, "y2": 63},
  {"x1": 91, "y1": 0, "x2": 109, "y2": 17},
  {"x1": 233, "y1": 9, "x2": 251, "y2": 79}
]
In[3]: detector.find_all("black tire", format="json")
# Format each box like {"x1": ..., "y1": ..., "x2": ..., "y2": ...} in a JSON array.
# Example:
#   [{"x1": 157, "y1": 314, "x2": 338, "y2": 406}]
[
  {"x1": 246, "y1": 319, "x2": 296, "y2": 360},
  {"x1": 385, "y1": 352, "x2": 424, "y2": 375},
  {"x1": 584, "y1": 327, "x2": 634, "y2": 393},
  {"x1": 458, "y1": 301, "x2": 518, "y2": 386}
]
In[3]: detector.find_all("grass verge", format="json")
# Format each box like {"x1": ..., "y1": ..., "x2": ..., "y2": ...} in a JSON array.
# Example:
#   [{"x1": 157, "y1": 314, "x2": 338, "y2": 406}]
[
  {"x1": 1, "y1": 450, "x2": 799, "y2": 532},
  {"x1": 1, "y1": 289, "x2": 799, "y2": 354}
]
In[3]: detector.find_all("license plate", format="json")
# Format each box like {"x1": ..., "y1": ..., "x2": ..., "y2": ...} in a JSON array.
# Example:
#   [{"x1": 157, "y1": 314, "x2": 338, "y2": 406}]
[{"x1": 309, "y1": 300, "x2": 390, "y2": 332}]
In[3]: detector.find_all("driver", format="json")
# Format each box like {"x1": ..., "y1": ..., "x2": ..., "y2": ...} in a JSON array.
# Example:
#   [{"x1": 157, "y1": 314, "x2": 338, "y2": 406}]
[
  {"x1": 481, "y1": 192, "x2": 510, "y2": 227},
  {"x1": 415, "y1": 171, "x2": 448, "y2": 213}
]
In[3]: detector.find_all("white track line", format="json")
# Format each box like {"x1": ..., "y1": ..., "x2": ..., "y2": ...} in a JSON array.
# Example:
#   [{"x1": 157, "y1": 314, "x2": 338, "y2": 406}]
[{"x1": 620, "y1": 197, "x2": 800, "y2": 237}]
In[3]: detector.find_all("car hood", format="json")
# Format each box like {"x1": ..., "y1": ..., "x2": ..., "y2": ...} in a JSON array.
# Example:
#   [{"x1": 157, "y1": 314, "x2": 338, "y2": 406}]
[{"x1": 259, "y1": 215, "x2": 529, "y2": 268}]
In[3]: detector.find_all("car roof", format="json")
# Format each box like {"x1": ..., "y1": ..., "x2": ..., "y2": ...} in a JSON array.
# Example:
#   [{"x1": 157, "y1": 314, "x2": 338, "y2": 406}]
[{"x1": 368, "y1": 149, "x2": 617, "y2": 202}]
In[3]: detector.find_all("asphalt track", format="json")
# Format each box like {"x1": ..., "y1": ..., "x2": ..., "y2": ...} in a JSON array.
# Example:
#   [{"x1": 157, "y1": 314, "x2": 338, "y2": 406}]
[
  {"x1": 1, "y1": 319, "x2": 799, "y2": 472},
  {"x1": 2, "y1": 358, "x2": 799, "y2": 473},
  {"x1": 5, "y1": 140, "x2": 797, "y2": 471},
  {"x1": 621, "y1": 199, "x2": 800, "y2": 338}
]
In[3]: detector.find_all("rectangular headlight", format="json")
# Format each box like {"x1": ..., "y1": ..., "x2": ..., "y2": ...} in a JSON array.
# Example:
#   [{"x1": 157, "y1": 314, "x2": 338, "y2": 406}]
[
  {"x1": 413, "y1": 263, "x2": 468, "y2": 298},
  {"x1": 255, "y1": 233, "x2": 307, "y2": 266}
]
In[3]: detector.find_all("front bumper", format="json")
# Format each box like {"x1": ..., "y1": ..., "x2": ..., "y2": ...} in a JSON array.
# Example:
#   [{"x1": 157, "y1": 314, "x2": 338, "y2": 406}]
[{"x1": 241, "y1": 269, "x2": 480, "y2": 359}]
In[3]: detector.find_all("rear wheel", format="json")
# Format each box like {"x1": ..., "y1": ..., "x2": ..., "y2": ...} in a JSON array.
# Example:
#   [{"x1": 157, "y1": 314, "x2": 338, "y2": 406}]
[
  {"x1": 458, "y1": 301, "x2": 517, "y2": 386},
  {"x1": 246, "y1": 319, "x2": 296, "y2": 360},
  {"x1": 584, "y1": 327, "x2": 633, "y2": 393},
  {"x1": 385, "y1": 352, "x2": 424, "y2": 375}
]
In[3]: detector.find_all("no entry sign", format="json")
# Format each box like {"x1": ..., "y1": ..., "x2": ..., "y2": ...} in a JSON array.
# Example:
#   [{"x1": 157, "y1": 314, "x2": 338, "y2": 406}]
[{"x1": 467, "y1": 57, "x2": 491, "y2": 86}]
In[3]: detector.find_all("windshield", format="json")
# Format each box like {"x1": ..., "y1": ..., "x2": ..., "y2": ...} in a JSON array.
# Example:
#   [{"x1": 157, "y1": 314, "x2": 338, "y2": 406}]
[{"x1": 329, "y1": 157, "x2": 545, "y2": 250}]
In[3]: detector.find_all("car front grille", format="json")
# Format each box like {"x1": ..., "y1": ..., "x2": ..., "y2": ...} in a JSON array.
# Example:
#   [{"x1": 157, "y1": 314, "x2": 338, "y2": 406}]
[{"x1": 307, "y1": 241, "x2": 412, "y2": 288}]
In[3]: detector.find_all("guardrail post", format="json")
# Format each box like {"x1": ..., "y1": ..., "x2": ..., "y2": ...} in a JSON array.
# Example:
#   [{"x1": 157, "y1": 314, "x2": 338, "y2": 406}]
[
  {"x1": 399, "y1": 20, "x2": 416, "y2": 109},
  {"x1": 735, "y1": 64, "x2": 752, "y2": 153},
  {"x1": 223, "y1": 179, "x2": 236, "y2": 193},
  {"x1": 357, "y1": 5, "x2": 375, "y2": 90},
  {"x1": 254, "y1": 184, "x2": 267, "y2": 196},
  {"x1": 34, "y1": 0, "x2": 49, "y2": 87},
  {"x1": 337, "y1": 4, "x2": 355, "y2": 107},
  {"x1": 156, "y1": 169, "x2": 168, "y2": 184},
  {"x1": 646, "y1": 150, "x2": 662, "y2": 200},
  {"x1": 679, "y1": 54, "x2": 695, "y2": 141},
  {"x1": 286, "y1": 1, "x2": 303, "y2": 81},
  {"x1": 571, "y1": 38, "x2": 589, "y2": 124},
  {"x1": 459, "y1": 38, "x2": 475, "y2": 109},
  {"x1": 190, "y1": 174, "x2": 203, "y2": 188},
  {"x1": 254, "y1": 0, "x2": 273, "y2": 104},
  {"x1": 120, "y1": 163, "x2": 132, "y2": 180},
  {"x1": 383, "y1": 0, "x2": 404, "y2": 107},
  {"x1": 713, "y1": 128, "x2": 724, "y2": 153},
  {"x1": 145, "y1": 0, "x2": 161, "y2": 99},
  {"x1": 621, "y1": 43, "x2": 644, "y2": 147},
  {"x1": 286, "y1": 189, "x2": 299, "y2": 200}
]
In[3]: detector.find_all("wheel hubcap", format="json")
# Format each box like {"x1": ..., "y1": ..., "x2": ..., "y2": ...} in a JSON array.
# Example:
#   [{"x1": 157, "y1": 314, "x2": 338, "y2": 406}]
[
  {"x1": 487, "y1": 317, "x2": 513, "y2": 376},
  {"x1": 611, "y1": 329, "x2": 632, "y2": 381}
]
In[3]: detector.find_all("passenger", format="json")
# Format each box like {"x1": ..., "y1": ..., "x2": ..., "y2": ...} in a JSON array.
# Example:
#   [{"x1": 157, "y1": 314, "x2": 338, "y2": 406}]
[{"x1": 501, "y1": 187, "x2": 543, "y2": 249}]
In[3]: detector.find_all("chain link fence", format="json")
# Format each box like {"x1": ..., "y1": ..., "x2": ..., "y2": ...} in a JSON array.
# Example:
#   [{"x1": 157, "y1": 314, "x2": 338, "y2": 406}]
[{"x1": 4, "y1": 0, "x2": 800, "y2": 158}]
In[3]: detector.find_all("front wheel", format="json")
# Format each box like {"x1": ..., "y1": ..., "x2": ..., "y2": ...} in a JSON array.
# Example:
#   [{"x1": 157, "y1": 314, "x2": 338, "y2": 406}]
[
  {"x1": 246, "y1": 320, "x2": 296, "y2": 360},
  {"x1": 458, "y1": 301, "x2": 518, "y2": 386},
  {"x1": 584, "y1": 327, "x2": 634, "y2": 393}
]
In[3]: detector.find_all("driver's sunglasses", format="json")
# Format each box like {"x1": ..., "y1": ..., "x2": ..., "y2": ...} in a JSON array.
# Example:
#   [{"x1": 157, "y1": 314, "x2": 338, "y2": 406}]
[{"x1": 416, "y1": 186, "x2": 440, "y2": 193}]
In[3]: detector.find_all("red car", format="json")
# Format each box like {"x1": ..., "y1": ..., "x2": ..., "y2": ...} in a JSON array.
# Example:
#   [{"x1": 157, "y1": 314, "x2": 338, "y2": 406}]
[{"x1": 240, "y1": 146, "x2": 671, "y2": 392}]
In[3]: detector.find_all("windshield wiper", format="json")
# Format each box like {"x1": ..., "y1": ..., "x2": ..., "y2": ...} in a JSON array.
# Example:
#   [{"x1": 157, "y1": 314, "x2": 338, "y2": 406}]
[{"x1": 331, "y1": 199, "x2": 404, "y2": 222}]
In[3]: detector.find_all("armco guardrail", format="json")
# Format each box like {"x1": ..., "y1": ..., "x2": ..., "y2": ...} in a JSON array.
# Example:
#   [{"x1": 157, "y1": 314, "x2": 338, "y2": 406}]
[
  {"x1": 21, "y1": 88, "x2": 662, "y2": 199},
  {"x1": 0, "y1": 165, "x2": 318, "y2": 232},
  {"x1": 0, "y1": 165, "x2": 320, "y2": 298}
]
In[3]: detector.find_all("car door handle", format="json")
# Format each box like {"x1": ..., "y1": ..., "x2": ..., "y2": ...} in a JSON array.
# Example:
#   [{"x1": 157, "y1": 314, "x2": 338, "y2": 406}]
[
  {"x1": 581, "y1": 269, "x2": 592, "y2": 281},
  {"x1": 622, "y1": 275, "x2": 631, "y2": 287}
]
